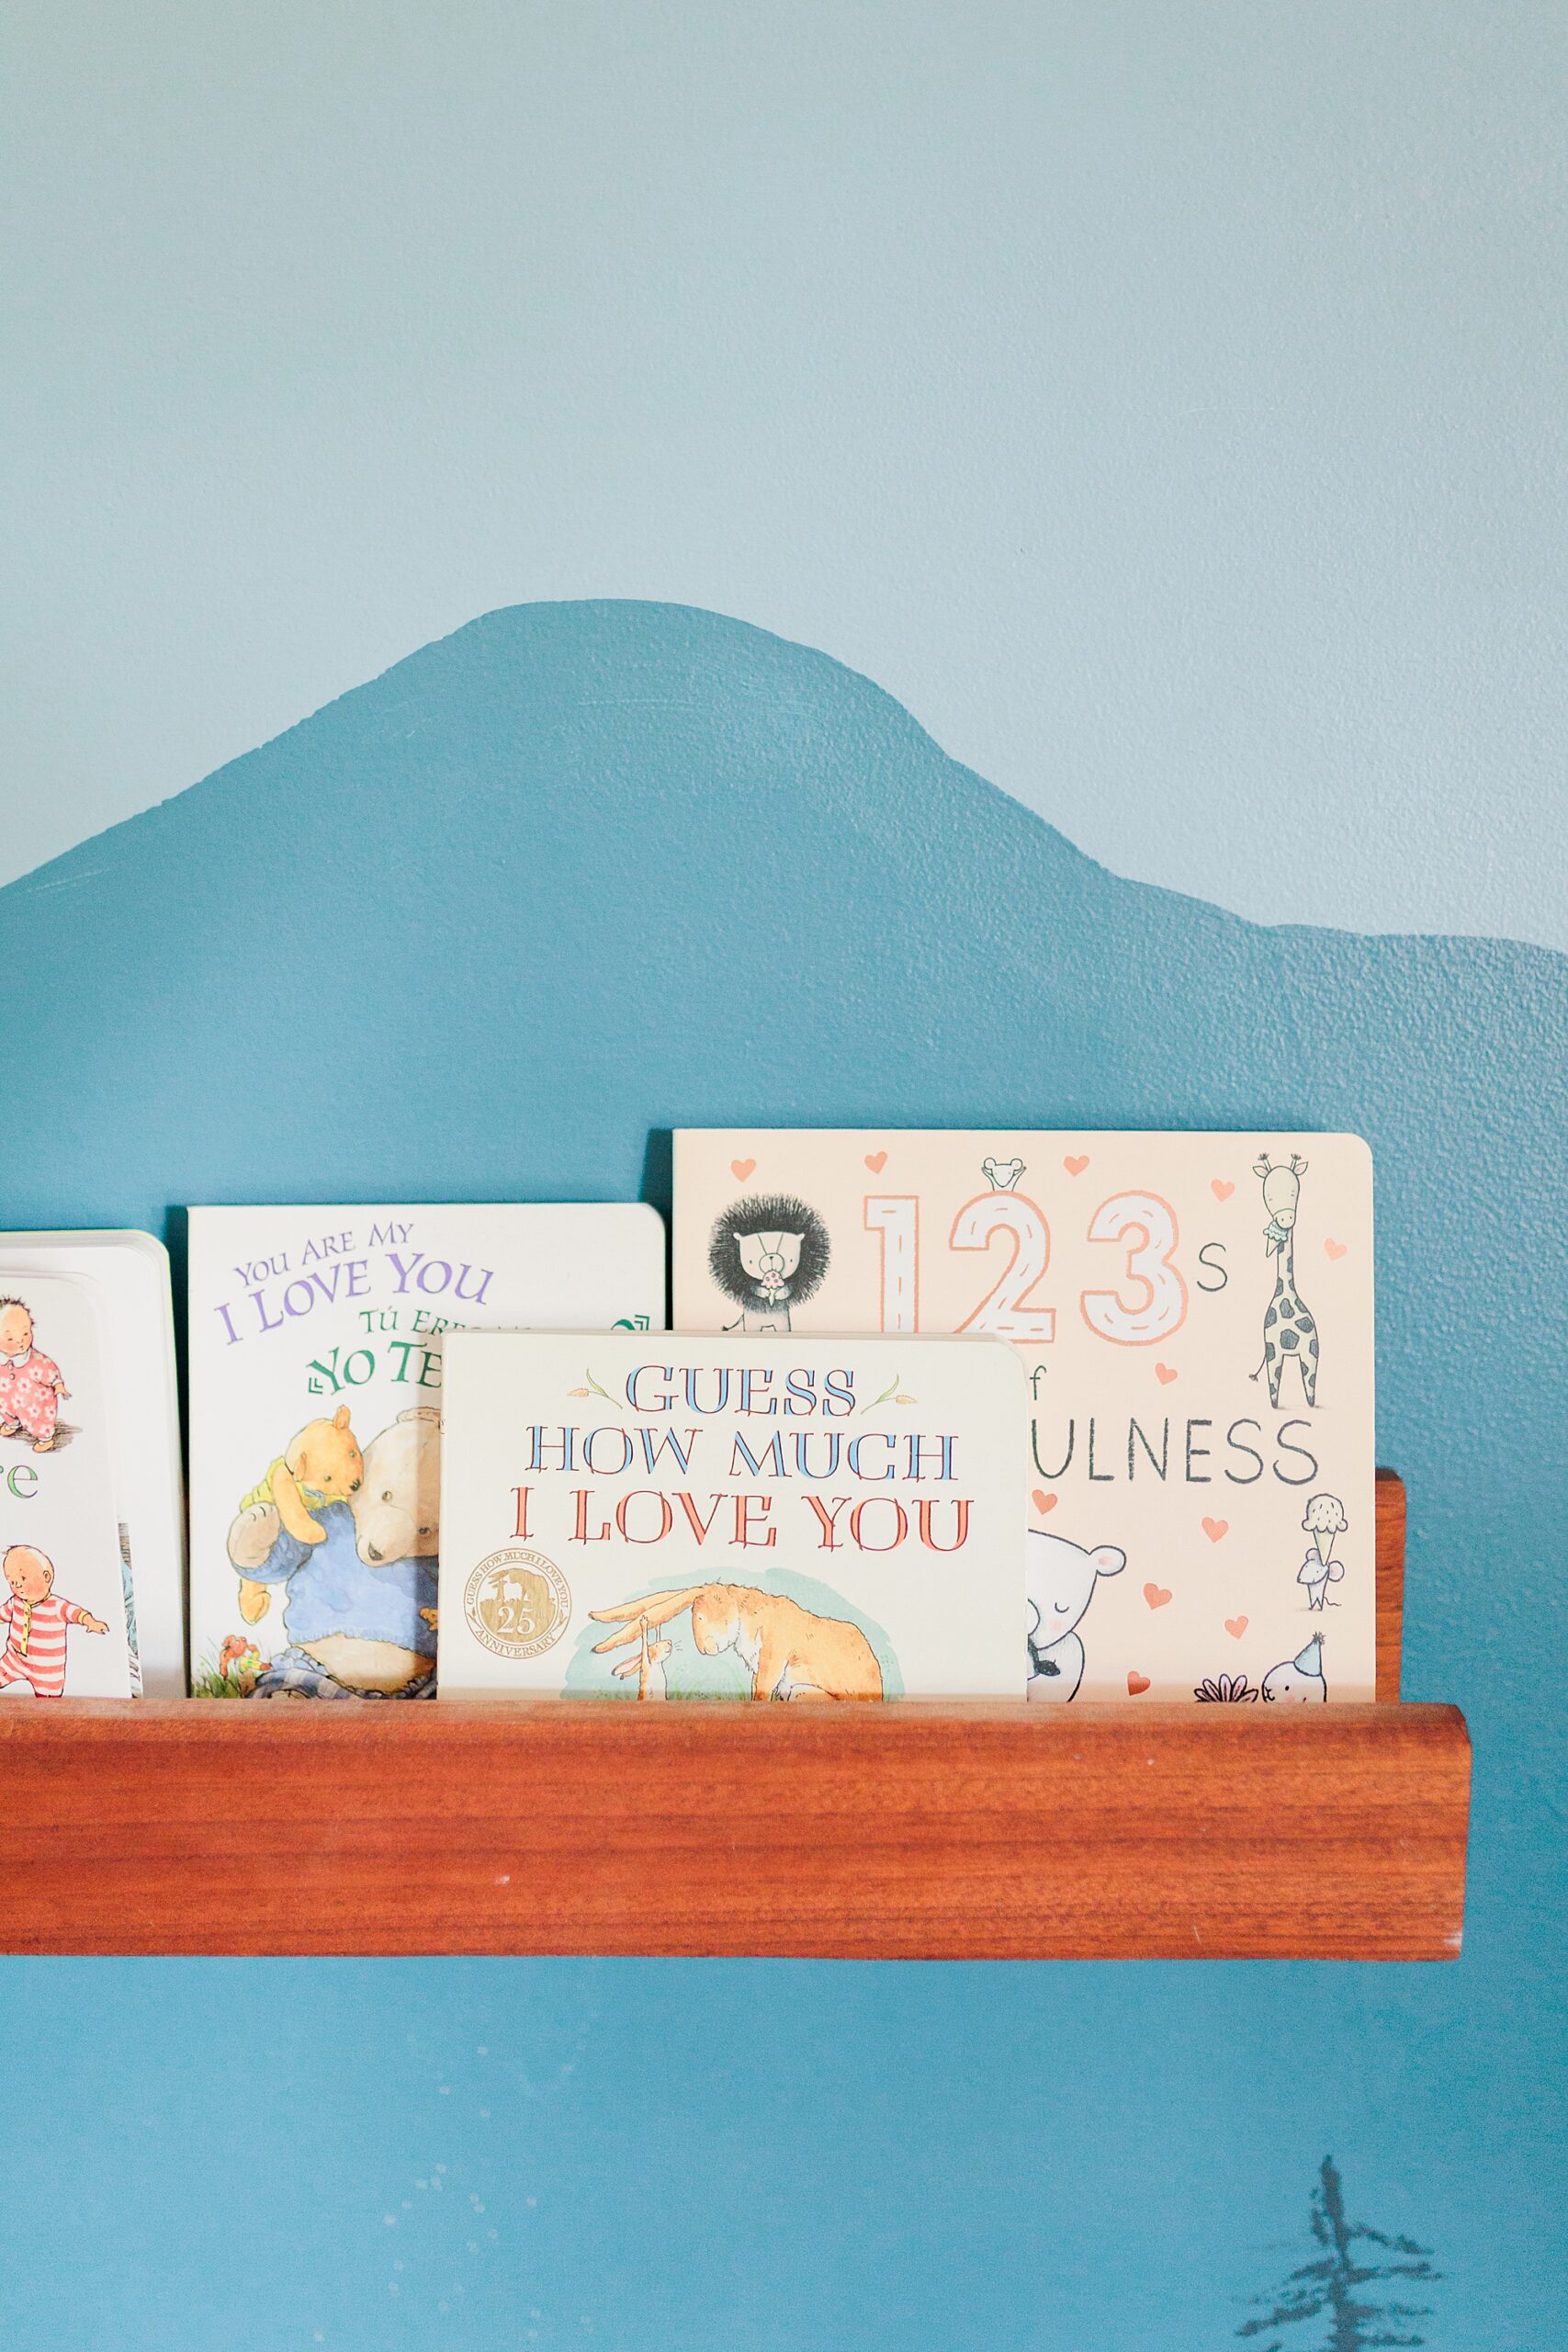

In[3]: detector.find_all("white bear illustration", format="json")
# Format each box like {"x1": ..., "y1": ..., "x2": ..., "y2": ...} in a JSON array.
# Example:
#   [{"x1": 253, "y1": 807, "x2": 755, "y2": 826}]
[{"x1": 1025, "y1": 1529, "x2": 1126, "y2": 1702}]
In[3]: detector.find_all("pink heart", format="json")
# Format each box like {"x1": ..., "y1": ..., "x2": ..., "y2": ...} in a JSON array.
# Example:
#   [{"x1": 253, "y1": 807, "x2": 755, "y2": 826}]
[
  {"x1": 1325, "y1": 1238, "x2": 1348, "y2": 1261},
  {"x1": 863, "y1": 1151, "x2": 887, "y2": 1173},
  {"x1": 1211, "y1": 1179, "x2": 1235, "y2": 1202},
  {"x1": 1224, "y1": 1615, "x2": 1248, "y2": 1639},
  {"x1": 730, "y1": 1159, "x2": 756, "y2": 1182},
  {"x1": 1155, "y1": 1363, "x2": 1177, "y2": 1385},
  {"x1": 1201, "y1": 1517, "x2": 1229, "y2": 1544},
  {"x1": 1127, "y1": 1671, "x2": 1151, "y2": 1696},
  {"x1": 1031, "y1": 1489, "x2": 1057, "y2": 1517},
  {"x1": 1064, "y1": 1154, "x2": 1089, "y2": 1177},
  {"x1": 1143, "y1": 1582, "x2": 1172, "y2": 1611}
]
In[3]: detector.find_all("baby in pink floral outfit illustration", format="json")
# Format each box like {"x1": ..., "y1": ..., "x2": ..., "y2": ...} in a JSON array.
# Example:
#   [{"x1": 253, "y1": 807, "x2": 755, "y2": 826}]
[{"x1": 0, "y1": 1298, "x2": 71, "y2": 1453}]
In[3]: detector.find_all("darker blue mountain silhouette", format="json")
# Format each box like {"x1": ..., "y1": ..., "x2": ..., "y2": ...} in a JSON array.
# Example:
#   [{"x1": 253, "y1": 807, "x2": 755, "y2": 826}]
[{"x1": 3, "y1": 592, "x2": 1564, "y2": 1781}]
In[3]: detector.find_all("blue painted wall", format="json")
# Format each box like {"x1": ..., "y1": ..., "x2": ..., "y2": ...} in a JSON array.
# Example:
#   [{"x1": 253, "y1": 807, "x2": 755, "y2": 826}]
[
  {"x1": 2, "y1": 602, "x2": 1564, "y2": 2347},
  {"x1": 6, "y1": 4, "x2": 1568, "y2": 948}
]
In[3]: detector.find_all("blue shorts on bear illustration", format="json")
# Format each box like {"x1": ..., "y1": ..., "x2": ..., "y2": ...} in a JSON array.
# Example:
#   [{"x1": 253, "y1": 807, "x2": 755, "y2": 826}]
[{"x1": 254, "y1": 1644, "x2": 436, "y2": 1700}]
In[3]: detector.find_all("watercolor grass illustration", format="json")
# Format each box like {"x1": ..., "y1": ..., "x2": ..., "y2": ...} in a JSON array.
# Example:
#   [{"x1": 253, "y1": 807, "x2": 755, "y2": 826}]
[{"x1": 191, "y1": 1635, "x2": 269, "y2": 1698}]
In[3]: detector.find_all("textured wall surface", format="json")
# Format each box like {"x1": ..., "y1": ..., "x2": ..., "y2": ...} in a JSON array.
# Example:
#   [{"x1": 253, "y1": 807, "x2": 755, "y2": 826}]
[
  {"x1": 6, "y1": 2, "x2": 1567, "y2": 946},
  {"x1": 0, "y1": 601, "x2": 1563, "y2": 2348}
]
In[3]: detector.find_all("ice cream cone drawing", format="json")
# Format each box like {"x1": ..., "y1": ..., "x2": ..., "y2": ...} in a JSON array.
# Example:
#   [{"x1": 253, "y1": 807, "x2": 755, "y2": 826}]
[
  {"x1": 1298, "y1": 1493, "x2": 1348, "y2": 1611},
  {"x1": 1303, "y1": 1492, "x2": 1347, "y2": 1566},
  {"x1": 591, "y1": 1581, "x2": 884, "y2": 1701}
]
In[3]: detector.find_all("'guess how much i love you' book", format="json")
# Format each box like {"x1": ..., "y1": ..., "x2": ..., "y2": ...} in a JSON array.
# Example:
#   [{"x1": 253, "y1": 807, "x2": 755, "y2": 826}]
[
  {"x1": 436, "y1": 1330, "x2": 1027, "y2": 1700},
  {"x1": 674, "y1": 1131, "x2": 1376, "y2": 1706},
  {"x1": 187, "y1": 1204, "x2": 665, "y2": 1698}
]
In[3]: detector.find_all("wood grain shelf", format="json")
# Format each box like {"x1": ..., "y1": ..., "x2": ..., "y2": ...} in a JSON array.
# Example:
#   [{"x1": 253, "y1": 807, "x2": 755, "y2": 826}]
[{"x1": 0, "y1": 1472, "x2": 1469, "y2": 1961}]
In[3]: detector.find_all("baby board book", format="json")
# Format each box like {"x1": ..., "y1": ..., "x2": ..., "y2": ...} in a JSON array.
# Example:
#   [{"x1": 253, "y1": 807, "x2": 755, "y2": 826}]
[
  {"x1": 673, "y1": 1131, "x2": 1376, "y2": 1705},
  {"x1": 0, "y1": 1230, "x2": 185, "y2": 1695},
  {"x1": 436, "y1": 1329, "x2": 1027, "y2": 1700},
  {"x1": 187, "y1": 1204, "x2": 665, "y2": 1699},
  {"x1": 0, "y1": 1266, "x2": 137, "y2": 1698}
]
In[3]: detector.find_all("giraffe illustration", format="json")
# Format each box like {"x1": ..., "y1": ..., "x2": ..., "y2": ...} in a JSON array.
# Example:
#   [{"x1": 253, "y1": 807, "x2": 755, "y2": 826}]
[{"x1": 1249, "y1": 1154, "x2": 1319, "y2": 1407}]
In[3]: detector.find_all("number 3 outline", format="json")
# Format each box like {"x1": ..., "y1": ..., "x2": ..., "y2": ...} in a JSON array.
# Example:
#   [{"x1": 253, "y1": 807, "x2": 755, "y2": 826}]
[{"x1": 1079, "y1": 1189, "x2": 1187, "y2": 1344}]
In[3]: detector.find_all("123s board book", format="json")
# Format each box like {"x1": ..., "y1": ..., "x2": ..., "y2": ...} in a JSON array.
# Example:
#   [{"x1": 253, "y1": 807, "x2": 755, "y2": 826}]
[{"x1": 674, "y1": 1131, "x2": 1375, "y2": 1704}]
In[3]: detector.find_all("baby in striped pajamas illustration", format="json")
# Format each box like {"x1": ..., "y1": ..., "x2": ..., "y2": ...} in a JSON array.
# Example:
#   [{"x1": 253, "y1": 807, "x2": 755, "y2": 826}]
[{"x1": 0, "y1": 1545, "x2": 107, "y2": 1698}]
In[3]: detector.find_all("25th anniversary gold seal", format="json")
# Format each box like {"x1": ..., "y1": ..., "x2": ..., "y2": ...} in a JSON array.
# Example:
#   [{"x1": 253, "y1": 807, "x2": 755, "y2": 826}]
[{"x1": 463, "y1": 1547, "x2": 572, "y2": 1659}]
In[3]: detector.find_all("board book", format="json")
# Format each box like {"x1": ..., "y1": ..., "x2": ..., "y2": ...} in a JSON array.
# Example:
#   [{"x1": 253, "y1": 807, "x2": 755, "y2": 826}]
[
  {"x1": 436, "y1": 1329, "x2": 1027, "y2": 1700},
  {"x1": 0, "y1": 1229, "x2": 184, "y2": 1695},
  {"x1": 673, "y1": 1130, "x2": 1376, "y2": 1704},
  {"x1": 187, "y1": 1203, "x2": 665, "y2": 1697},
  {"x1": 0, "y1": 1266, "x2": 137, "y2": 1697}
]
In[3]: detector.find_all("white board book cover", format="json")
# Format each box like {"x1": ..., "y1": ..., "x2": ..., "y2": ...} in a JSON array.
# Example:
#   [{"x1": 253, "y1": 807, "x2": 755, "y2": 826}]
[
  {"x1": 0, "y1": 1231, "x2": 185, "y2": 1695},
  {"x1": 0, "y1": 1270, "x2": 135, "y2": 1698},
  {"x1": 436, "y1": 1329, "x2": 1027, "y2": 1700},
  {"x1": 187, "y1": 1204, "x2": 665, "y2": 1699},
  {"x1": 673, "y1": 1131, "x2": 1376, "y2": 1705}
]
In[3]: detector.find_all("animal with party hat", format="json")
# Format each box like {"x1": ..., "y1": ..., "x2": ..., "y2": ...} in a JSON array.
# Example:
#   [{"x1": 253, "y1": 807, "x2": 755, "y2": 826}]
[{"x1": 1262, "y1": 1634, "x2": 1328, "y2": 1703}]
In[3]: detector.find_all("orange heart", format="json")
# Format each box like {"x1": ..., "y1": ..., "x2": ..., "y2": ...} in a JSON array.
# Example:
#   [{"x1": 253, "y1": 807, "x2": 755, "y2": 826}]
[
  {"x1": 1201, "y1": 1517, "x2": 1229, "y2": 1543},
  {"x1": 1325, "y1": 1238, "x2": 1348, "y2": 1261},
  {"x1": 1143, "y1": 1582, "x2": 1172, "y2": 1611},
  {"x1": 1155, "y1": 1363, "x2": 1177, "y2": 1385},
  {"x1": 730, "y1": 1159, "x2": 756, "y2": 1182},
  {"x1": 1224, "y1": 1615, "x2": 1248, "y2": 1639},
  {"x1": 1127, "y1": 1671, "x2": 1151, "y2": 1696},
  {"x1": 863, "y1": 1151, "x2": 887, "y2": 1173},
  {"x1": 1031, "y1": 1488, "x2": 1057, "y2": 1516},
  {"x1": 1063, "y1": 1154, "x2": 1089, "y2": 1176},
  {"x1": 1211, "y1": 1179, "x2": 1235, "y2": 1201}
]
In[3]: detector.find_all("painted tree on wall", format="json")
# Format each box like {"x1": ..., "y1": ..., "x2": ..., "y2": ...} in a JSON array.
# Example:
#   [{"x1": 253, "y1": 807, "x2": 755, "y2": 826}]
[{"x1": 1237, "y1": 2156, "x2": 1439, "y2": 2349}]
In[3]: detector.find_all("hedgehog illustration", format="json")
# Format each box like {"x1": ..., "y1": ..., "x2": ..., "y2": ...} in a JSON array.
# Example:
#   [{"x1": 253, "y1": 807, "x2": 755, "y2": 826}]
[{"x1": 707, "y1": 1193, "x2": 831, "y2": 1332}]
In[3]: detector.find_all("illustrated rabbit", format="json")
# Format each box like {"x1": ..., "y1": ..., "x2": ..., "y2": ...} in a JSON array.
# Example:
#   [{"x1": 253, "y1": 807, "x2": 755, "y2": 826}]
[
  {"x1": 610, "y1": 1613, "x2": 671, "y2": 1701},
  {"x1": 592, "y1": 1582, "x2": 882, "y2": 1701}
]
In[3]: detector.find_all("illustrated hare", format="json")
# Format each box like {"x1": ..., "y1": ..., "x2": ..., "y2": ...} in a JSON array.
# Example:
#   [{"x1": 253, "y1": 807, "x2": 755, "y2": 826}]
[
  {"x1": 609, "y1": 1613, "x2": 671, "y2": 1701},
  {"x1": 591, "y1": 1581, "x2": 883, "y2": 1701}
]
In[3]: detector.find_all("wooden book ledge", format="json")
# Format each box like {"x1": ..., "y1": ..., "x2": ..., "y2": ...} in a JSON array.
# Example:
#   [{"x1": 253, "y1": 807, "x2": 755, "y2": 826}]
[{"x1": 0, "y1": 1473, "x2": 1468, "y2": 1960}]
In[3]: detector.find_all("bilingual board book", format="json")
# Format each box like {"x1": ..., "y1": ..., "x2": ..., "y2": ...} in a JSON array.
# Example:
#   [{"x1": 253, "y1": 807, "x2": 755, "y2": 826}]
[
  {"x1": 187, "y1": 1204, "x2": 665, "y2": 1699},
  {"x1": 436, "y1": 1329, "x2": 1028, "y2": 1701},
  {"x1": 0, "y1": 1265, "x2": 137, "y2": 1698},
  {"x1": 673, "y1": 1131, "x2": 1377, "y2": 1705},
  {"x1": 0, "y1": 1229, "x2": 185, "y2": 1695}
]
